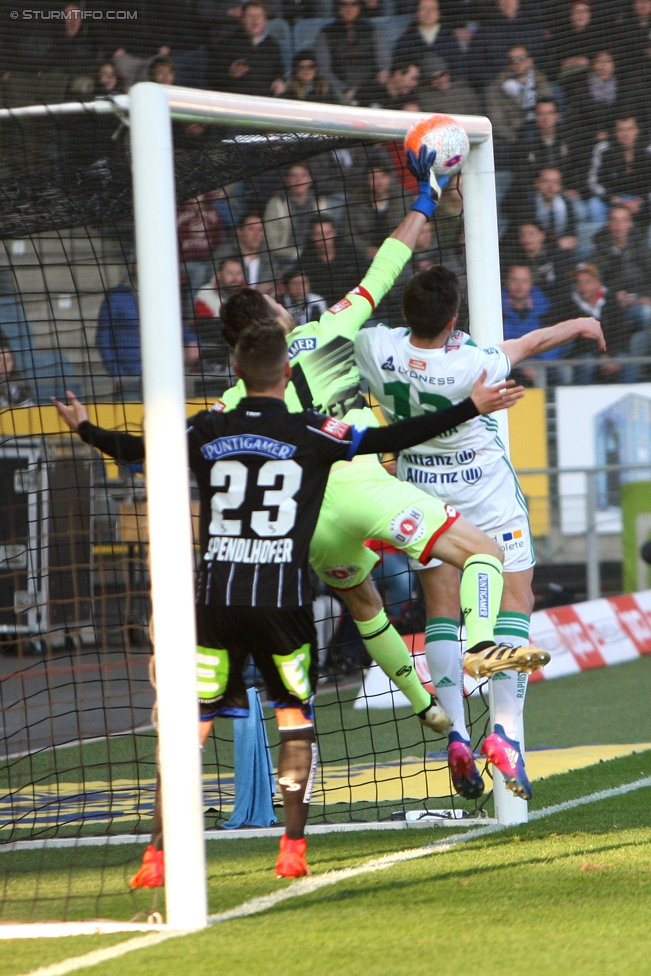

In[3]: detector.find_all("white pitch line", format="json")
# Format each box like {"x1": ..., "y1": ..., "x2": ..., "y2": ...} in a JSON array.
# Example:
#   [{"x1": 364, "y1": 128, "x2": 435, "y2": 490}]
[
  {"x1": 15, "y1": 775, "x2": 651, "y2": 976},
  {"x1": 13, "y1": 931, "x2": 186, "y2": 976}
]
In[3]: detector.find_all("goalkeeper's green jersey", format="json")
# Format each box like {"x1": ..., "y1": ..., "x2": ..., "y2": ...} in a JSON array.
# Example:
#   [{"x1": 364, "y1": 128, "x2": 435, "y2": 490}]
[{"x1": 217, "y1": 237, "x2": 411, "y2": 428}]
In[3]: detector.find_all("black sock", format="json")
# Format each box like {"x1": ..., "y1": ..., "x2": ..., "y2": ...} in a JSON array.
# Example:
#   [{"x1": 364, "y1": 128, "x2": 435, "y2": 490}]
[
  {"x1": 150, "y1": 771, "x2": 164, "y2": 851},
  {"x1": 278, "y1": 730, "x2": 317, "y2": 840}
]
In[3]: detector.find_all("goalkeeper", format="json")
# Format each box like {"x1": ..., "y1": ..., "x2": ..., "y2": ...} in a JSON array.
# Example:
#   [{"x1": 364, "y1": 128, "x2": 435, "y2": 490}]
[{"x1": 216, "y1": 143, "x2": 547, "y2": 735}]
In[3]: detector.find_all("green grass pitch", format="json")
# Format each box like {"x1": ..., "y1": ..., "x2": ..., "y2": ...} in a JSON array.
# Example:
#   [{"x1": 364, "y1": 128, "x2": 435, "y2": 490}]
[{"x1": 2, "y1": 657, "x2": 651, "y2": 975}]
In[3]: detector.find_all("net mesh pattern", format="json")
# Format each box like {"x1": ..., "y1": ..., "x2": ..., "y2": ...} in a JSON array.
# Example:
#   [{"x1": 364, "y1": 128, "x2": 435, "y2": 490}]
[{"x1": 0, "y1": 108, "x2": 481, "y2": 924}]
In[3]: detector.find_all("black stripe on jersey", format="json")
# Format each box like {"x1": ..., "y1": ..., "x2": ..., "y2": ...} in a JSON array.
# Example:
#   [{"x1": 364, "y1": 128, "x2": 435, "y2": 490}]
[{"x1": 290, "y1": 363, "x2": 314, "y2": 411}]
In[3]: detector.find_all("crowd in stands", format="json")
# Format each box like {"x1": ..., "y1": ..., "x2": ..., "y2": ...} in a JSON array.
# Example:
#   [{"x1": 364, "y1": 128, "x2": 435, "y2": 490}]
[{"x1": 3, "y1": 0, "x2": 651, "y2": 389}]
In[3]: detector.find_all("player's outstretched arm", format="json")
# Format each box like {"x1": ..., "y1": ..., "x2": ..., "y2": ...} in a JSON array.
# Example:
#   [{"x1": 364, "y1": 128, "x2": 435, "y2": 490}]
[
  {"x1": 352, "y1": 375, "x2": 524, "y2": 457},
  {"x1": 501, "y1": 317, "x2": 605, "y2": 367},
  {"x1": 52, "y1": 391, "x2": 146, "y2": 462},
  {"x1": 322, "y1": 147, "x2": 451, "y2": 339}
]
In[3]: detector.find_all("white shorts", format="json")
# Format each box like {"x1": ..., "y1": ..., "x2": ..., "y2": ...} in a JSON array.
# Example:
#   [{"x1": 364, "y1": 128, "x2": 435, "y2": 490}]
[{"x1": 398, "y1": 453, "x2": 535, "y2": 573}]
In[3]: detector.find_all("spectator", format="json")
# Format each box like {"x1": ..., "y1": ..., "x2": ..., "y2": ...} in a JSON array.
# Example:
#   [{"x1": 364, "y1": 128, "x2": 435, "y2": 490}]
[
  {"x1": 280, "y1": 268, "x2": 328, "y2": 325},
  {"x1": 515, "y1": 100, "x2": 579, "y2": 189},
  {"x1": 591, "y1": 206, "x2": 651, "y2": 374},
  {"x1": 501, "y1": 264, "x2": 562, "y2": 384},
  {"x1": 96, "y1": 265, "x2": 199, "y2": 400},
  {"x1": 357, "y1": 60, "x2": 422, "y2": 110},
  {"x1": 149, "y1": 55, "x2": 210, "y2": 145},
  {"x1": 145, "y1": 0, "x2": 207, "y2": 89},
  {"x1": 432, "y1": 176, "x2": 465, "y2": 251},
  {"x1": 486, "y1": 45, "x2": 553, "y2": 193},
  {"x1": 55, "y1": 3, "x2": 97, "y2": 99},
  {"x1": 299, "y1": 218, "x2": 359, "y2": 306},
  {"x1": 285, "y1": 50, "x2": 334, "y2": 102},
  {"x1": 589, "y1": 114, "x2": 651, "y2": 220},
  {"x1": 94, "y1": 59, "x2": 125, "y2": 96},
  {"x1": 527, "y1": 167, "x2": 578, "y2": 251},
  {"x1": 566, "y1": 51, "x2": 631, "y2": 146},
  {"x1": 556, "y1": 262, "x2": 630, "y2": 383},
  {"x1": 348, "y1": 159, "x2": 408, "y2": 264},
  {"x1": 214, "y1": 212, "x2": 275, "y2": 293},
  {"x1": 178, "y1": 193, "x2": 226, "y2": 321},
  {"x1": 549, "y1": 0, "x2": 605, "y2": 82},
  {"x1": 617, "y1": 0, "x2": 651, "y2": 87},
  {"x1": 195, "y1": 257, "x2": 246, "y2": 321},
  {"x1": 592, "y1": 206, "x2": 651, "y2": 296},
  {"x1": 193, "y1": 257, "x2": 245, "y2": 390},
  {"x1": 149, "y1": 54, "x2": 177, "y2": 85},
  {"x1": 392, "y1": 0, "x2": 462, "y2": 77},
  {"x1": 315, "y1": 0, "x2": 387, "y2": 105},
  {"x1": 505, "y1": 220, "x2": 572, "y2": 308},
  {"x1": 263, "y1": 163, "x2": 331, "y2": 268},
  {"x1": 308, "y1": 145, "x2": 368, "y2": 203},
  {"x1": 416, "y1": 55, "x2": 480, "y2": 115},
  {"x1": 0, "y1": 341, "x2": 33, "y2": 408},
  {"x1": 472, "y1": 0, "x2": 546, "y2": 85},
  {"x1": 390, "y1": 218, "x2": 468, "y2": 325},
  {"x1": 486, "y1": 44, "x2": 553, "y2": 170},
  {"x1": 211, "y1": 2, "x2": 286, "y2": 97}
]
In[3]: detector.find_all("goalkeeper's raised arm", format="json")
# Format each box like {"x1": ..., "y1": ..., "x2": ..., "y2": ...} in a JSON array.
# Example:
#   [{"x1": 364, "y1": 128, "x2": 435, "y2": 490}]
[
  {"x1": 215, "y1": 144, "x2": 450, "y2": 419},
  {"x1": 351, "y1": 146, "x2": 450, "y2": 319}
]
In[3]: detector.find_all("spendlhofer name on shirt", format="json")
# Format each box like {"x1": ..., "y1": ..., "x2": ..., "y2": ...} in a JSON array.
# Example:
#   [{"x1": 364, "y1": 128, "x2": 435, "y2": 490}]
[{"x1": 205, "y1": 536, "x2": 294, "y2": 564}]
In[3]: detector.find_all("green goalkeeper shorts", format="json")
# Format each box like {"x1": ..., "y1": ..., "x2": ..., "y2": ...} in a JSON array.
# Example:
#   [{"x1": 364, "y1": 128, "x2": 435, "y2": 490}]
[{"x1": 309, "y1": 456, "x2": 460, "y2": 590}]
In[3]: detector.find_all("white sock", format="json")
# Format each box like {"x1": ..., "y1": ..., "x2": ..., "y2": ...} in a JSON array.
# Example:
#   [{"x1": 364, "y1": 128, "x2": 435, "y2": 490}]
[
  {"x1": 490, "y1": 611, "x2": 530, "y2": 742},
  {"x1": 424, "y1": 617, "x2": 469, "y2": 740}
]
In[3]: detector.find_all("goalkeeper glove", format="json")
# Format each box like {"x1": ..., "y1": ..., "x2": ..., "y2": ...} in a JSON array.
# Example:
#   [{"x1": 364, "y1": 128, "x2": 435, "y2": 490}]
[{"x1": 407, "y1": 145, "x2": 450, "y2": 219}]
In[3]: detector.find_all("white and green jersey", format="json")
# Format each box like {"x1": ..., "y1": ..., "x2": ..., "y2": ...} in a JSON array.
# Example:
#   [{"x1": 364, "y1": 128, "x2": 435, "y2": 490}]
[
  {"x1": 355, "y1": 325, "x2": 511, "y2": 463},
  {"x1": 355, "y1": 325, "x2": 534, "y2": 569}
]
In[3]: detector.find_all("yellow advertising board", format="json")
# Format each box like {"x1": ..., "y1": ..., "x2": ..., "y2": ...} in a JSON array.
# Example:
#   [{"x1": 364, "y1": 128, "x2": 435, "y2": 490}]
[
  {"x1": 0, "y1": 393, "x2": 551, "y2": 536},
  {"x1": 508, "y1": 387, "x2": 549, "y2": 537}
]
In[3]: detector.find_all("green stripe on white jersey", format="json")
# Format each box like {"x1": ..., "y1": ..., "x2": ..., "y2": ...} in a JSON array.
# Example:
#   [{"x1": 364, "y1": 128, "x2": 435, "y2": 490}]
[{"x1": 354, "y1": 325, "x2": 511, "y2": 465}]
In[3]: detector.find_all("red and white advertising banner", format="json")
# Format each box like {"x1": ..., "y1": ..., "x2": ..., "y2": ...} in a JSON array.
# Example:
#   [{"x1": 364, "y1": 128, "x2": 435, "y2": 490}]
[{"x1": 356, "y1": 591, "x2": 651, "y2": 708}]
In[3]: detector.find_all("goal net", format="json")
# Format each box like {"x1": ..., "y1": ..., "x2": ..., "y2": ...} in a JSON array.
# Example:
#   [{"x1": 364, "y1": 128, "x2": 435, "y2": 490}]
[{"x1": 0, "y1": 88, "x2": 503, "y2": 934}]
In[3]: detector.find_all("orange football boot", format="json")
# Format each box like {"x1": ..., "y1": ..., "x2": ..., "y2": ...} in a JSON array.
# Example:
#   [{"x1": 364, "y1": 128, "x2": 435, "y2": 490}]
[
  {"x1": 276, "y1": 835, "x2": 310, "y2": 878},
  {"x1": 129, "y1": 845, "x2": 165, "y2": 888}
]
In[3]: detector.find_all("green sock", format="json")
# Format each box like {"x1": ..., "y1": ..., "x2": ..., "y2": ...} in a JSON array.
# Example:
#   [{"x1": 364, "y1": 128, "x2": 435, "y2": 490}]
[
  {"x1": 355, "y1": 609, "x2": 430, "y2": 714},
  {"x1": 460, "y1": 554, "x2": 504, "y2": 652}
]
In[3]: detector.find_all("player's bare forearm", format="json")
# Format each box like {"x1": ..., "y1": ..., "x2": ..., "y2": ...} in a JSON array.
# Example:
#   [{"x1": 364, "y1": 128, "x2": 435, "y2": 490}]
[
  {"x1": 388, "y1": 209, "x2": 427, "y2": 252},
  {"x1": 501, "y1": 317, "x2": 604, "y2": 366}
]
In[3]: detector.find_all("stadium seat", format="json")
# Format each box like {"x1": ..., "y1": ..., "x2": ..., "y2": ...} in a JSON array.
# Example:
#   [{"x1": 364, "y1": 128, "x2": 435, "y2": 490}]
[
  {"x1": 293, "y1": 17, "x2": 334, "y2": 55},
  {"x1": 267, "y1": 18, "x2": 294, "y2": 76}
]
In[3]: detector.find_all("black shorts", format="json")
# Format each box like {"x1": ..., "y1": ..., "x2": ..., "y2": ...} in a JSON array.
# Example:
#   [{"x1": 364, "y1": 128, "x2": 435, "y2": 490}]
[{"x1": 196, "y1": 604, "x2": 318, "y2": 721}]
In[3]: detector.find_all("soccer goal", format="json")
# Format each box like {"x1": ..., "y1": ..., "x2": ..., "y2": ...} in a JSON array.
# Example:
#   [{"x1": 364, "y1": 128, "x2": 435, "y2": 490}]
[{"x1": 0, "y1": 85, "x2": 520, "y2": 937}]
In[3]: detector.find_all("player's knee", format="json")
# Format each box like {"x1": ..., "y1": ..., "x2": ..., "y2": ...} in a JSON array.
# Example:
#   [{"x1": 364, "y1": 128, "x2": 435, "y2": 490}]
[
  {"x1": 199, "y1": 718, "x2": 214, "y2": 746},
  {"x1": 275, "y1": 706, "x2": 315, "y2": 741},
  {"x1": 485, "y1": 538, "x2": 505, "y2": 563},
  {"x1": 339, "y1": 575, "x2": 383, "y2": 620}
]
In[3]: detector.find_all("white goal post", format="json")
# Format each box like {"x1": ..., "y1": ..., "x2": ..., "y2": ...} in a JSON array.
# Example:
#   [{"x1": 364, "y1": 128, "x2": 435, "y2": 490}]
[{"x1": 0, "y1": 84, "x2": 525, "y2": 939}]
